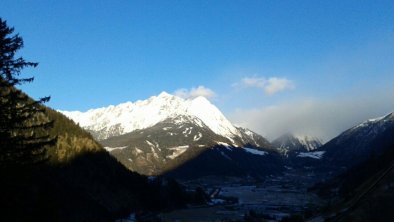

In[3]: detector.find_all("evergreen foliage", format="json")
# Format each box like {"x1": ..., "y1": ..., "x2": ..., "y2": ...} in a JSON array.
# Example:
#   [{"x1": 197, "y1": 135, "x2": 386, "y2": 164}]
[{"x1": 0, "y1": 18, "x2": 56, "y2": 166}]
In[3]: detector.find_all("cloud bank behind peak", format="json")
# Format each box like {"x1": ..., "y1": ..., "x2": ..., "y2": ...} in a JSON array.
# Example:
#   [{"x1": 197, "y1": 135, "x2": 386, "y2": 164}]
[{"x1": 228, "y1": 88, "x2": 394, "y2": 142}]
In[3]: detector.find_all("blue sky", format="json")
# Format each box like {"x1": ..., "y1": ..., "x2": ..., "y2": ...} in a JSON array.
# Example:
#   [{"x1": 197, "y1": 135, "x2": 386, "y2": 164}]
[{"x1": 1, "y1": 0, "x2": 394, "y2": 139}]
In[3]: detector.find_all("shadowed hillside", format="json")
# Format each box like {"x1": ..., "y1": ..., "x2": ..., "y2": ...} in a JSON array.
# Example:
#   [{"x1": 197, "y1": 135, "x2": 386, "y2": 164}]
[
  {"x1": 0, "y1": 104, "x2": 201, "y2": 221},
  {"x1": 311, "y1": 132, "x2": 394, "y2": 222},
  {"x1": 163, "y1": 145, "x2": 284, "y2": 179}
]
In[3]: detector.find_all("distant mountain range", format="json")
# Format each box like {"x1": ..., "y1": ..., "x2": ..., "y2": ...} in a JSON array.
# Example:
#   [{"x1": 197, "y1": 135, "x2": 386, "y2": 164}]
[{"x1": 272, "y1": 133, "x2": 323, "y2": 155}]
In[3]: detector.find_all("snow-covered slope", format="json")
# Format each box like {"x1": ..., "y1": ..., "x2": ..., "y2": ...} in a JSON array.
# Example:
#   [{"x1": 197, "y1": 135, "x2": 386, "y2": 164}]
[
  {"x1": 187, "y1": 96, "x2": 241, "y2": 141},
  {"x1": 338, "y1": 112, "x2": 394, "y2": 143},
  {"x1": 61, "y1": 92, "x2": 241, "y2": 142}
]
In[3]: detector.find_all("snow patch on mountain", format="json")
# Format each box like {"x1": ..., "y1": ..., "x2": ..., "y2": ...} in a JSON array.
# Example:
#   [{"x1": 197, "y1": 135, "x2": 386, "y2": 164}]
[
  {"x1": 145, "y1": 140, "x2": 155, "y2": 147},
  {"x1": 134, "y1": 148, "x2": 143, "y2": 154},
  {"x1": 193, "y1": 132, "x2": 202, "y2": 141},
  {"x1": 244, "y1": 147, "x2": 267, "y2": 156},
  {"x1": 352, "y1": 112, "x2": 394, "y2": 130},
  {"x1": 167, "y1": 145, "x2": 189, "y2": 159},
  {"x1": 104, "y1": 146, "x2": 128, "y2": 152},
  {"x1": 217, "y1": 142, "x2": 232, "y2": 148},
  {"x1": 297, "y1": 151, "x2": 325, "y2": 159}
]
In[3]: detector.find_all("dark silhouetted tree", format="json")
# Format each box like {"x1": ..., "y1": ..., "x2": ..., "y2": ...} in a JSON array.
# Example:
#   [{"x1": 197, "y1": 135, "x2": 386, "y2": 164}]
[{"x1": 0, "y1": 18, "x2": 56, "y2": 166}]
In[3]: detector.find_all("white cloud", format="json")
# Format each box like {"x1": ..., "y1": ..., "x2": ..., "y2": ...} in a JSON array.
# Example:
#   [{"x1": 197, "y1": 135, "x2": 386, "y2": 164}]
[
  {"x1": 228, "y1": 89, "x2": 394, "y2": 142},
  {"x1": 241, "y1": 76, "x2": 266, "y2": 88},
  {"x1": 235, "y1": 76, "x2": 294, "y2": 95},
  {"x1": 174, "y1": 86, "x2": 216, "y2": 99},
  {"x1": 264, "y1": 77, "x2": 295, "y2": 95}
]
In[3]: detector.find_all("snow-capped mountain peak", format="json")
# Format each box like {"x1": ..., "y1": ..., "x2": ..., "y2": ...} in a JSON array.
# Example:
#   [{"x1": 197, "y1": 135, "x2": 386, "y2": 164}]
[
  {"x1": 60, "y1": 92, "x2": 242, "y2": 141},
  {"x1": 187, "y1": 96, "x2": 240, "y2": 140},
  {"x1": 157, "y1": 91, "x2": 172, "y2": 98},
  {"x1": 292, "y1": 134, "x2": 323, "y2": 151}
]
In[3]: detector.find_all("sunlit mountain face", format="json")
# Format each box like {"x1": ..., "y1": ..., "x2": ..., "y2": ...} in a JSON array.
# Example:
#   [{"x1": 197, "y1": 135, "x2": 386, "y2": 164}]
[{"x1": 61, "y1": 92, "x2": 281, "y2": 177}]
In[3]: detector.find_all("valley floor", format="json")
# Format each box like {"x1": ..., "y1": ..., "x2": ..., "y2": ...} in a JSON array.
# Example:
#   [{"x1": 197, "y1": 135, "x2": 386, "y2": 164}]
[{"x1": 159, "y1": 168, "x2": 326, "y2": 222}]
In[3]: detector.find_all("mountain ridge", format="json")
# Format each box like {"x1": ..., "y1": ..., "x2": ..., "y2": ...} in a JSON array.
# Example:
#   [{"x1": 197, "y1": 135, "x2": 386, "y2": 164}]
[
  {"x1": 61, "y1": 92, "x2": 243, "y2": 142},
  {"x1": 61, "y1": 92, "x2": 278, "y2": 177},
  {"x1": 272, "y1": 133, "x2": 323, "y2": 156},
  {"x1": 60, "y1": 92, "x2": 271, "y2": 148},
  {"x1": 318, "y1": 112, "x2": 394, "y2": 170}
]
